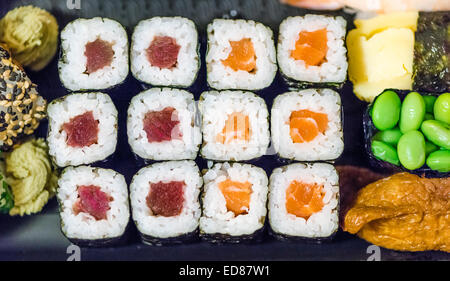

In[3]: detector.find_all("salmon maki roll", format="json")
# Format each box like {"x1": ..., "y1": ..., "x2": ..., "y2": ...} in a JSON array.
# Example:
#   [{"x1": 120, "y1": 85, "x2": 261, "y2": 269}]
[
  {"x1": 271, "y1": 89, "x2": 344, "y2": 161},
  {"x1": 198, "y1": 90, "x2": 270, "y2": 161},
  {"x1": 206, "y1": 19, "x2": 277, "y2": 90},
  {"x1": 47, "y1": 92, "x2": 118, "y2": 167},
  {"x1": 130, "y1": 17, "x2": 200, "y2": 88},
  {"x1": 129, "y1": 161, "x2": 202, "y2": 245},
  {"x1": 57, "y1": 166, "x2": 130, "y2": 247},
  {"x1": 268, "y1": 163, "x2": 339, "y2": 241},
  {"x1": 58, "y1": 17, "x2": 129, "y2": 91},
  {"x1": 200, "y1": 162, "x2": 268, "y2": 243},
  {"x1": 278, "y1": 15, "x2": 348, "y2": 89}
]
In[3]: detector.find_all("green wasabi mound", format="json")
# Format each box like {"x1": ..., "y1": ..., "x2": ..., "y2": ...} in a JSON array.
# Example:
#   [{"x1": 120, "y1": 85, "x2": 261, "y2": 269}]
[
  {"x1": 0, "y1": 5, "x2": 59, "y2": 71},
  {"x1": 5, "y1": 138, "x2": 59, "y2": 216}
]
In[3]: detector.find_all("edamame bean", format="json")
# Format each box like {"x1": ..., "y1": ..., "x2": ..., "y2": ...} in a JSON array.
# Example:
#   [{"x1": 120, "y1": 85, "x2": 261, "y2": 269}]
[
  {"x1": 424, "y1": 113, "x2": 434, "y2": 120},
  {"x1": 426, "y1": 150, "x2": 450, "y2": 172},
  {"x1": 397, "y1": 130, "x2": 426, "y2": 170},
  {"x1": 421, "y1": 120, "x2": 450, "y2": 149},
  {"x1": 434, "y1": 93, "x2": 450, "y2": 124},
  {"x1": 371, "y1": 90, "x2": 401, "y2": 131},
  {"x1": 399, "y1": 92, "x2": 425, "y2": 133},
  {"x1": 425, "y1": 141, "x2": 438, "y2": 155},
  {"x1": 371, "y1": 140, "x2": 400, "y2": 165},
  {"x1": 423, "y1": 95, "x2": 437, "y2": 113},
  {"x1": 373, "y1": 128, "x2": 402, "y2": 146}
]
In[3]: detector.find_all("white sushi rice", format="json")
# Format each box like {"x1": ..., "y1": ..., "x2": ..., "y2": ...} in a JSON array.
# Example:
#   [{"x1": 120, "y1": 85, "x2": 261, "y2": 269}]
[
  {"x1": 127, "y1": 88, "x2": 201, "y2": 160},
  {"x1": 278, "y1": 15, "x2": 347, "y2": 83},
  {"x1": 268, "y1": 163, "x2": 339, "y2": 238},
  {"x1": 130, "y1": 161, "x2": 202, "y2": 239},
  {"x1": 47, "y1": 92, "x2": 118, "y2": 167},
  {"x1": 131, "y1": 17, "x2": 199, "y2": 87},
  {"x1": 199, "y1": 90, "x2": 270, "y2": 161},
  {"x1": 58, "y1": 17, "x2": 129, "y2": 91},
  {"x1": 206, "y1": 19, "x2": 277, "y2": 90},
  {"x1": 271, "y1": 89, "x2": 344, "y2": 161},
  {"x1": 200, "y1": 162, "x2": 268, "y2": 236},
  {"x1": 57, "y1": 166, "x2": 130, "y2": 240}
]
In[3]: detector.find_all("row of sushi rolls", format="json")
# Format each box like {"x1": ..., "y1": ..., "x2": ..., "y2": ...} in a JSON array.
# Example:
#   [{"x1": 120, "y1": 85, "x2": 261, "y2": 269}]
[{"x1": 0, "y1": 2, "x2": 448, "y2": 252}]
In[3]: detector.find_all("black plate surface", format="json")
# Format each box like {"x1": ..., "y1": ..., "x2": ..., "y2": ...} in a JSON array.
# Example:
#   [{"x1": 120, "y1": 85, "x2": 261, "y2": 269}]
[{"x1": 0, "y1": 0, "x2": 448, "y2": 261}]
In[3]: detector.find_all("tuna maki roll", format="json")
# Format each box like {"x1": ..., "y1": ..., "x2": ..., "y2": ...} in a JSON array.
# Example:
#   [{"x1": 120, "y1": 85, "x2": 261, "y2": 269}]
[
  {"x1": 278, "y1": 15, "x2": 348, "y2": 89},
  {"x1": 268, "y1": 163, "x2": 339, "y2": 241},
  {"x1": 206, "y1": 19, "x2": 277, "y2": 90},
  {"x1": 47, "y1": 92, "x2": 118, "y2": 167},
  {"x1": 58, "y1": 17, "x2": 129, "y2": 91},
  {"x1": 130, "y1": 161, "x2": 202, "y2": 245},
  {"x1": 200, "y1": 162, "x2": 268, "y2": 243},
  {"x1": 127, "y1": 88, "x2": 201, "y2": 161},
  {"x1": 271, "y1": 89, "x2": 344, "y2": 161},
  {"x1": 0, "y1": 44, "x2": 46, "y2": 151},
  {"x1": 131, "y1": 17, "x2": 200, "y2": 88},
  {"x1": 57, "y1": 166, "x2": 130, "y2": 247},
  {"x1": 199, "y1": 90, "x2": 270, "y2": 161}
]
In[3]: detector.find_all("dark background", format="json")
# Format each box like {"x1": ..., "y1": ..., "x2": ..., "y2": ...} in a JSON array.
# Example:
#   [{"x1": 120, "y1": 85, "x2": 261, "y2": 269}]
[{"x1": 0, "y1": 0, "x2": 448, "y2": 261}]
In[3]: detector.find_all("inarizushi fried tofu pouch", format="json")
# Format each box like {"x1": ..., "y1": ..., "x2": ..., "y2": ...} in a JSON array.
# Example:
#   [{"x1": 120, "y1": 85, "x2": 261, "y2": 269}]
[{"x1": 343, "y1": 173, "x2": 450, "y2": 252}]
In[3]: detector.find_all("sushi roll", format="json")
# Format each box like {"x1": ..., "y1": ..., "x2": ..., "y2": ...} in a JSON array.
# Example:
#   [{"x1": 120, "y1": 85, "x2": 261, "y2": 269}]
[
  {"x1": 268, "y1": 163, "x2": 339, "y2": 241},
  {"x1": 130, "y1": 17, "x2": 200, "y2": 88},
  {"x1": 130, "y1": 161, "x2": 202, "y2": 245},
  {"x1": 200, "y1": 162, "x2": 268, "y2": 243},
  {"x1": 271, "y1": 89, "x2": 344, "y2": 161},
  {"x1": 278, "y1": 15, "x2": 348, "y2": 89},
  {"x1": 0, "y1": 44, "x2": 46, "y2": 151},
  {"x1": 206, "y1": 19, "x2": 277, "y2": 90},
  {"x1": 47, "y1": 92, "x2": 118, "y2": 167},
  {"x1": 57, "y1": 166, "x2": 130, "y2": 247},
  {"x1": 199, "y1": 90, "x2": 270, "y2": 161},
  {"x1": 127, "y1": 88, "x2": 201, "y2": 161},
  {"x1": 58, "y1": 17, "x2": 129, "y2": 91}
]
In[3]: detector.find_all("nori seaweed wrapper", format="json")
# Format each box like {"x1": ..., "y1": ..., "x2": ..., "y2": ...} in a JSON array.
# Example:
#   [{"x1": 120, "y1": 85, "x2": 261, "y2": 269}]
[
  {"x1": 200, "y1": 225, "x2": 266, "y2": 244},
  {"x1": 64, "y1": 222, "x2": 132, "y2": 248},
  {"x1": 413, "y1": 12, "x2": 450, "y2": 93},
  {"x1": 268, "y1": 228, "x2": 337, "y2": 244},
  {"x1": 139, "y1": 229, "x2": 200, "y2": 246},
  {"x1": 363, "y1": 89, "x2": 450, "y2": 178},
  {"x1": 280, "y1": 71, "x2": 345, "y2": 91}
]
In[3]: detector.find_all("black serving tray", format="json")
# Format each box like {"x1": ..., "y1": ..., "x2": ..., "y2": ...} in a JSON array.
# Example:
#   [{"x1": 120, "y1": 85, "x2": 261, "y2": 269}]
[{"x1": 0, "y1": 0, "x2": 448, "y2": 261}]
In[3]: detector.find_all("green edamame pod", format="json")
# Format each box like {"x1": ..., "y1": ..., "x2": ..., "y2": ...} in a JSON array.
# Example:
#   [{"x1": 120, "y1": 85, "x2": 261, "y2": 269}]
[
  {"x1": 371, "y1": 140, "x2": 400, "y2": 166},
  {"x1": 421, "y1": 120, "x2": 450, "y2": 149},
  {"x1": 423, "y1": 95, "x2": 437, "y2": 113},
  {"x1": 373, "y1": 128, "x2": 402, "y2": 146},
  {"x1": 399, "y1": 92, "x2": 426, "y2": 133},
  {"x1": 434, "y1": 93, "x2": 450, "y2": 124},
  {"x1": 426, "y1": 150, "x2": 450, "y2": 172},
  {"x1": 371, "y1": 90, "x2": 401, "y2": 131},
  {"x1": 425, "y1": 141, "x2": 438, "y2": 155},
  {"x1": 397, "y1": 130, "x2": 426, "y2": 170}
]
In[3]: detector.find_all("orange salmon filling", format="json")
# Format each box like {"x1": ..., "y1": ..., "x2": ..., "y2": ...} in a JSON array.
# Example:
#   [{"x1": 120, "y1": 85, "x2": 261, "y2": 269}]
[
  {"x1": 291, "y1": 29, "x2": 328, "y2": 66},
  {"x1": 216, "y1": 112, "x2": 251, "y2": 144},
  {"x1": 285, "y1": 180, "x2": 325, "y2": 219},
  {"x1": 221, "y1": 38, "x2": 257, "y2": 72},
  {"x1": 289, "y1": 109, "x2": 328, "y2": 143},
  {"x1": 218, "y1": 179, "x2": 252, "y2": 215}
]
